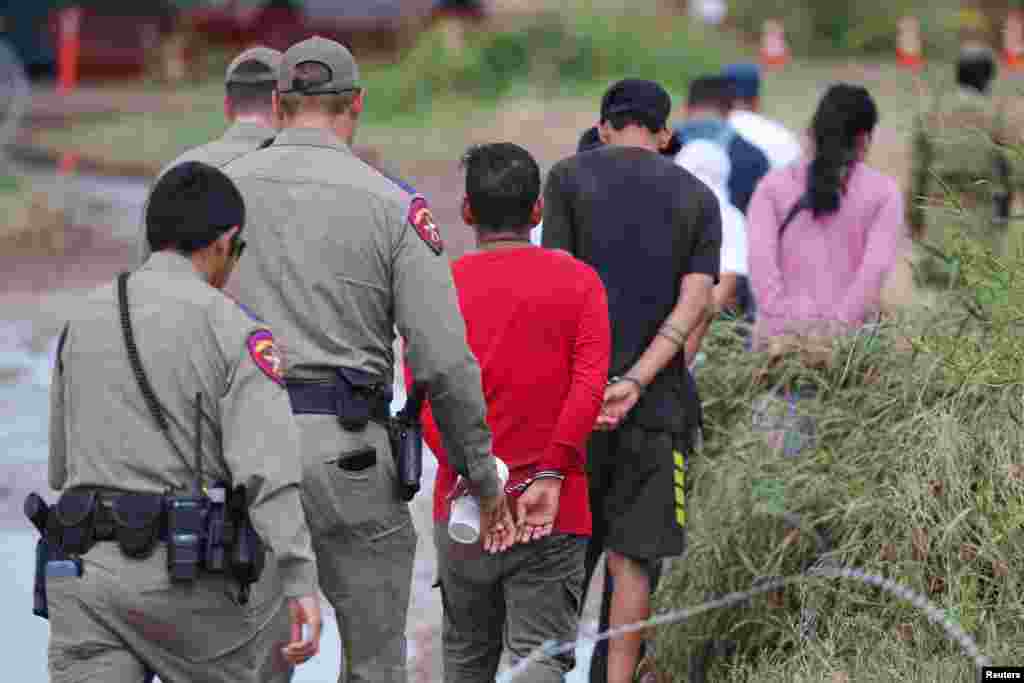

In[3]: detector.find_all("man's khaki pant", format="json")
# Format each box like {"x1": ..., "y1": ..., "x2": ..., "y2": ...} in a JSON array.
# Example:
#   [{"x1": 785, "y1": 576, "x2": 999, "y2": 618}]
[
  {"x1": 47, "y1": 542, "x2": 294, "y2": 683},
  {"x1": 296, "y1": 415, "x2": 417, "y2": 683}
]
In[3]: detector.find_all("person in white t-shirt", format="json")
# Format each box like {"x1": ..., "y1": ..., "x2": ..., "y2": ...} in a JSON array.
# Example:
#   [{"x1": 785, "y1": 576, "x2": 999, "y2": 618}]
[
  {"x1": 675, "y1": 139, "x2": 748, "y2": 368},
  {"x1": 722, "y1": 63, "x2": 803, "y2": 169}
]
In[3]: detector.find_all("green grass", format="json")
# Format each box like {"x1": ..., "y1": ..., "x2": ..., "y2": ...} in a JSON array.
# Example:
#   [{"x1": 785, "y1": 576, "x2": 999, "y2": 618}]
[{"x1": 651, "y1": 223, "x2": 1024, "y2": 680}]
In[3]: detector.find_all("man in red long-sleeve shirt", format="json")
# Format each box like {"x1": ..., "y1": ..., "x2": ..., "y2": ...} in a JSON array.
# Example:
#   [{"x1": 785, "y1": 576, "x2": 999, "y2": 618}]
[{"x1": 405, "y1": 143, "x2": 611, "y2": 682}]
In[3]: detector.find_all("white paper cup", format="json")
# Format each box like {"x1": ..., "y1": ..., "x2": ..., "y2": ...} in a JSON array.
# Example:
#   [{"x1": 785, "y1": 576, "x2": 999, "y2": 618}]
[
  {"x1": 448, "y1": 495, "x2": 483, "y2": 544},
  {"x1": 448, "y1": 458, "x2": 509, "y2": 544}
]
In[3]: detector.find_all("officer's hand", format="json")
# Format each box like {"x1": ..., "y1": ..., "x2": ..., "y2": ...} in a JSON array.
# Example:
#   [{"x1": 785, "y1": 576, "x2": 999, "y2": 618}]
[
  {"x1": 515, "y1": 478, "x2": 561, "y2": 544},
  {"x1": 594, "y1": 381, "x2": 641, "y2": 431},
  {"x1": 283, "y1": 594, "x2": 322, "y2": 665},
  {"x1": 479, "y1": 491, "x2": 515, "y2": 554}
]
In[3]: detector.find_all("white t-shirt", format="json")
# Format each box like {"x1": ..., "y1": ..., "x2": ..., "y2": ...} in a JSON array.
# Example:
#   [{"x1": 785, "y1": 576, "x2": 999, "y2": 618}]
[
  {"x1": 674, "y1": 141, "x2": 748, "y2": 276},
  {"x1": 728, "y1": 110, "x2": 802, "y2": 169}
]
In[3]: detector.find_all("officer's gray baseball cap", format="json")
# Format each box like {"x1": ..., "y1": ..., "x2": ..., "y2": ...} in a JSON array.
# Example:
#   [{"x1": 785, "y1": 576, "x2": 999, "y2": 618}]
[
  {"x1": 278, "y1": 36, "x2": 361, "y2": 95},
  {"x1": 225, "y1": 46, "x2": 282, "y2": 85}
]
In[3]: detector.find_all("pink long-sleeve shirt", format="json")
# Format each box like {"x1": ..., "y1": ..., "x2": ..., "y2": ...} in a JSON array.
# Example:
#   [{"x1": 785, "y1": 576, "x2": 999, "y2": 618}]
[{"x1": 748, "y1": 158, "x2": 907, "y2": 346}]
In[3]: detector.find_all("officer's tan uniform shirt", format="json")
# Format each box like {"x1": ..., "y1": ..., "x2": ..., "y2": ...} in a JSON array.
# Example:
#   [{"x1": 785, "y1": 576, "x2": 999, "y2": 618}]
[
  {"x1": 48, "y1": 251, "x2": 317, "y2": 598},
  {"x1": 909, "y1": 87, "x2": 1012, "y2": 239},
  {"x1": 137, "y1": 121, "x2": 276, "y2": 265},
  {"x1": 223, "y1": 127, "x2": 500, "y2": 496}
]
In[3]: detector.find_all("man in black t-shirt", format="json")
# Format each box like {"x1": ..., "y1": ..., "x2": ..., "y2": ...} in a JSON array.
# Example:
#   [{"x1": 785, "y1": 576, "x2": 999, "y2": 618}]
[{"x1": 542, "y1": 79, "x2": 721, "y2": 683}]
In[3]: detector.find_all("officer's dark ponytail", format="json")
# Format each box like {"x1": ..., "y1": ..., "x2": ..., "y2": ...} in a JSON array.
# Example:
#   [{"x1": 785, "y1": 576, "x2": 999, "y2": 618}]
[{"x1": 807, "y1": 84, "x2": 878, "y2": 218}]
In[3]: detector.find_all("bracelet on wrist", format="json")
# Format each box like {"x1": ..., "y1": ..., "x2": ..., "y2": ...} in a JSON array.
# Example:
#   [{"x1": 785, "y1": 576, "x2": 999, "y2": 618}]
[{"x1": 610, "y1": 375, "x2": 645, "y2": 394}]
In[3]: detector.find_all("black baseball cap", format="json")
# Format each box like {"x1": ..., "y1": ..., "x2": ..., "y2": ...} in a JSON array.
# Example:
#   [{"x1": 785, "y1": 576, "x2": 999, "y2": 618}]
[{"x1": 600, "y1": 79, "x2": 672, "y2": 129}]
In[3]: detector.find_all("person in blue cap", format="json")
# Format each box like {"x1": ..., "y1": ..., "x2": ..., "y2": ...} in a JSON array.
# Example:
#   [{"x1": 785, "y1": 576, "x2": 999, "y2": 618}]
[{"x1": 721, "y1": 62, "x2": 803, "y2": 169}]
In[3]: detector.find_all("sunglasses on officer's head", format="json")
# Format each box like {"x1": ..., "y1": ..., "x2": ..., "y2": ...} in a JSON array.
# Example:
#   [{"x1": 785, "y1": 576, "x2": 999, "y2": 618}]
[{"x1": 230, "y1": 236, "x2": 246, "y2": 262}]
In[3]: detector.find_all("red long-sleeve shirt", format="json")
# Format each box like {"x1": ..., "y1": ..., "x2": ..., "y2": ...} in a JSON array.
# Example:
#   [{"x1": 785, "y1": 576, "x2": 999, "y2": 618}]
[{"x1": 405, "y1": 246, "x2": 610, "y2": 536}]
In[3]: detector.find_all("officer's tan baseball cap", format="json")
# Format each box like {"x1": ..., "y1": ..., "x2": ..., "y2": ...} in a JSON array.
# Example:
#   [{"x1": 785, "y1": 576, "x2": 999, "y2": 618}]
[
  {"x1": 278, "y1": 36, "x2": 360, "y2": 95},
  {"x1": 225, "y1": 46, "x2": 282, "y2": 85}
]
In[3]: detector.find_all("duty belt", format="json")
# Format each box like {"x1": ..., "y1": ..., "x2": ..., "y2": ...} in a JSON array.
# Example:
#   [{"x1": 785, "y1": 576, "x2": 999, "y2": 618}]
[
  {"x1": 285, "y1": 369, "x2": 392, "y2": 429},
  {"x1": 91, "y1": 491, "x2": 170, "y2": 543},
  {"x1": 284, "y1": 381, "x2": 389, "y2": 419}
]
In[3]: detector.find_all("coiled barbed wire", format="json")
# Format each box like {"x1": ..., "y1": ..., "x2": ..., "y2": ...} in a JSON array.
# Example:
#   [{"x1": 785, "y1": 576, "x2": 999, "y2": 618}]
[{"x1": 496, "y1": 562, "x2": 991, "y2": 682}]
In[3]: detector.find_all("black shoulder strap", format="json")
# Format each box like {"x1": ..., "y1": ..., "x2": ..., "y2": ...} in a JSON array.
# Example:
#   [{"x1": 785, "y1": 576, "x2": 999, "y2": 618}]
[
  {"x1": 779, "y1": 193, "x2": 811, "y2": 238},
  {"x1": 55, "y1": 323, "x2": 69, "y2": 375},
  {"x1": 117, "y1": 273, "x2": 195, "y2": 479}
]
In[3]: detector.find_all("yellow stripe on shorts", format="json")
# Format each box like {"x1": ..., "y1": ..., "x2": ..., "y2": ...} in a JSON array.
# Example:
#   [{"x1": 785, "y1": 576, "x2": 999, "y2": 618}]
[{"x1": 673, "y1": 449, "x2": 686, "y2": 527}]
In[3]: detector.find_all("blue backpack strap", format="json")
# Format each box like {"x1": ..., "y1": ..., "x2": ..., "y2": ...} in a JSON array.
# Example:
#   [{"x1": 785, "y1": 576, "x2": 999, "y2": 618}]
[{"x1": 717, "y1": 123, "x2": 736, "y2": 150}]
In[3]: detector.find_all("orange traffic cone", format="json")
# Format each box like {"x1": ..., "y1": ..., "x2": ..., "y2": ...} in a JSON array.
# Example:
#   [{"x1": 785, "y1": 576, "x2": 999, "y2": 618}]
[
  {"x1": 57, "y1": 7, "x2": 82, "y2": 95},
  {"x1": 58, "y1": 152, "x2": 79, "y2": 175},
  {"x1": 896, "y1": 16, "x2": 924, "y2": 71},
  {"x1": 1003, "y1": 10, "x2": 1024, "y2": 70},
  {"x1": 760, "y1": 20, "x2": 789, "y2": 70}
]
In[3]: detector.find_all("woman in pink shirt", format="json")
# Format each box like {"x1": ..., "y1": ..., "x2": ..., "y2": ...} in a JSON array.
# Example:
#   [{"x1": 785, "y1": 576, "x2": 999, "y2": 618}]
[{"x1": 748, "y1": 84, "x2": 907, "y2": 347}]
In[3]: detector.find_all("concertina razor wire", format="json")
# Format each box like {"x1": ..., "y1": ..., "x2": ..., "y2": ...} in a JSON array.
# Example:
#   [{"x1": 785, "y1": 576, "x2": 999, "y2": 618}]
[{"x1": 496, "y1": 562, "x2": 992, "y2": 682}]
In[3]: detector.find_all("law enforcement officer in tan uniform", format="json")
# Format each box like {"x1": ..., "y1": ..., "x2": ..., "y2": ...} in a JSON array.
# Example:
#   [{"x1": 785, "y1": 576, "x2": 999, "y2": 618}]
[
  {"x1": 909, "y1": 44, "x2": 1015, "y2": 280},
  {"x1": 222, "y1": 37, "x2": 515, "y2": 683},
  {"x1": 138, "y1": 46, "x2": 282, "y2": 265},
  {"x1": 44, "y1": 162, "x2": 322, "y2": 682}
]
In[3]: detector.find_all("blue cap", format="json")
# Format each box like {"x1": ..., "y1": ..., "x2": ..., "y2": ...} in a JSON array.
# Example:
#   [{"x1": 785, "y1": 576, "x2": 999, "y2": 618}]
[{"x1": 722, "y1": 63, "x2": 760, "y2": 100}]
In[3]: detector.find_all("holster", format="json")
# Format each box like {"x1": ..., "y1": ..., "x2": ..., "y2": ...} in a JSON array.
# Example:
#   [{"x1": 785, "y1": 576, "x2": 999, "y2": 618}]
[{"x1": 389, "y1": 385, "x2": 426, "y2": 502}]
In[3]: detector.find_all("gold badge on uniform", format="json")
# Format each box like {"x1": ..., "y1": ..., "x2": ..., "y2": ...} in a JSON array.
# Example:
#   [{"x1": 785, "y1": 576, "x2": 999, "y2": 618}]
[
  {"x1": 408, "y1": 196, "x2": 444, "y2": 256},
  {"x1": 247, "y1": 329, "x2": 284, "y2": 385}
]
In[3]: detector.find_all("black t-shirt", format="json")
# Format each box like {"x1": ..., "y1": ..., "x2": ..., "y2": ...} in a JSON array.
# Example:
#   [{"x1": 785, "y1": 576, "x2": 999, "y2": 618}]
[{"x1": 542, "y1": 145, "x2": 722, "y2": 434}]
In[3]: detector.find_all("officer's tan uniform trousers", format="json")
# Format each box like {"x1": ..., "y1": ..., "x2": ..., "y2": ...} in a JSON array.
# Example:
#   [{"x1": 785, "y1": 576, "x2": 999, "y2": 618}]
[
  {"x1": 47, "y1": 544, "x2": 293, "y2": 683},
  {"x1": 295, "y1": 416, "x2": 416, "y2": 683}
]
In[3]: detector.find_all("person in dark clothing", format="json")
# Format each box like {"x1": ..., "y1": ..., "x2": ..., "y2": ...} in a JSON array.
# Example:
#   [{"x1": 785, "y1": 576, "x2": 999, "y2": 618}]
[
  {"x1": 577, "y1": 125, "x2": 683, "y2": 156},
  {"x1": 543, "y1": 78, "x2": 721, "y2": 683}
]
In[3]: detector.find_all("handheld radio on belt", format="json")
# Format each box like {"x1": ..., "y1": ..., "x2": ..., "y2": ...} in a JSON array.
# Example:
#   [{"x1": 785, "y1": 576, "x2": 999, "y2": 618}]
[{"x1": 116, "y1": 272, "x2": 264, "y2": 602}]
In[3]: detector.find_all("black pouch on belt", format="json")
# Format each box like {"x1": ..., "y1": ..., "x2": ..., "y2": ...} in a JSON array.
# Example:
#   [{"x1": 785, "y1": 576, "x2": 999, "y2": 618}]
[
  {"x1": 335, "y1": 367, "x2": 380, "y2": 432},
  {"x1": 54, "y1": 490, "x2": 98, "y2": 556},
  {"x1": 112, "y1": 494, "x2": 164, "y2": 559}
]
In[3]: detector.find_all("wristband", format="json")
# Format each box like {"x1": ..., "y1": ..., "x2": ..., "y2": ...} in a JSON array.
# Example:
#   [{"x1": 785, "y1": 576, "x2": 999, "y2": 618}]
[{"x1": 609, "y1": 375, "x2": 645, "y2": 395}]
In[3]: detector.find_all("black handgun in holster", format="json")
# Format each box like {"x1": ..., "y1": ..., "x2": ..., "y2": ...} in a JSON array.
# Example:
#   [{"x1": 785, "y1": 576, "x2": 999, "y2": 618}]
[
  {"x1": 25, "y1": 492, "x2": 57, "y2": 619},
  {"x1": 389, "y1": 384, "x2": 426, "y2": 502},
  {"x1": 225, "y1": 484, "x2": 265, "y2": 605}
]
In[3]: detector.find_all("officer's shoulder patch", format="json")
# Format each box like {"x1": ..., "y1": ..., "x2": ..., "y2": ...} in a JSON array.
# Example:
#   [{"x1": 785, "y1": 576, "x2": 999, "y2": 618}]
[
  {"x1": 247, "y1": 329, "x2": 284, "y2": 386},
  {"x1": 407, "y1": 196, "x2": 444, "y2": 256}
]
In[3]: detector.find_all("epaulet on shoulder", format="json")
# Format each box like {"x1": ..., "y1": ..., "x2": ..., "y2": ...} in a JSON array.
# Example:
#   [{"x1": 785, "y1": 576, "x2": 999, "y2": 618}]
[
  {"x1": 378, "y1": 169, "x2": 418, "y2": 197},
  {"x1": 224, "y1": 294, "x2": 266, "y2": 323}
]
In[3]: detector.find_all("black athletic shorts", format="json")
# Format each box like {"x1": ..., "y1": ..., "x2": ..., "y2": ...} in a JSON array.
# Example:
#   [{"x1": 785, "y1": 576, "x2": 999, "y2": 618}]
[{"x1": 587, "y1": 423, "x2": 691, "y2": 561}]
